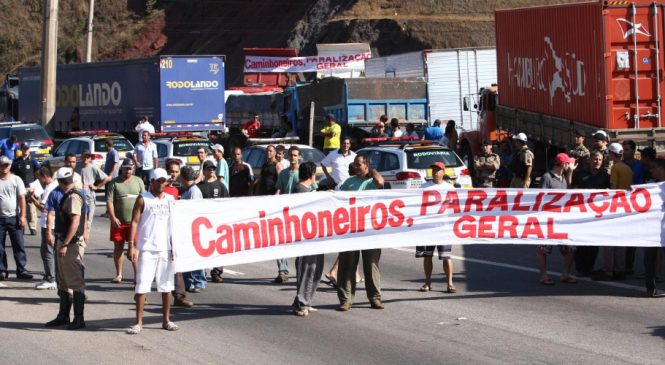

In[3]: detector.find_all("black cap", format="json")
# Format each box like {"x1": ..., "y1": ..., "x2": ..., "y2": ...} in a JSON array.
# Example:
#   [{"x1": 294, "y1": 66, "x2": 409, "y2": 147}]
[
  {"x1": 481, "y1": 140, "x2": 492, "y2": 146},
  {"x1": 202, "y1": 160, "x2": 216, "y2": 170},
  {"x1": 574, "y1": 129, "x2": 585, "y2": 137},
  {"x1": 121, "y1": 158, "x2": 135, "y2": 168}
]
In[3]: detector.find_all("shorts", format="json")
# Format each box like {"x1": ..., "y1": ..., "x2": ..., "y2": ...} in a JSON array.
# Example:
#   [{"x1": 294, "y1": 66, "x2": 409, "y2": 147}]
[
  {"x1": 415, "y1": 245, "x2": 452, "y2": 260},
  {"x1": 537, "y1": 245, "x2": 575, "y2": 255},
  {"x1": 109, "y1": 224, "x2": 136, "y2": 243},
  {"x1": 135, "y1": 250, "x2": 175, "y2": 294}
]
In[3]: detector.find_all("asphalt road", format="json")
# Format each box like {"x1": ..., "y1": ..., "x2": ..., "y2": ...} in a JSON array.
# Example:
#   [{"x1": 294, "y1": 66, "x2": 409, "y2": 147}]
[{"x1": 1, "y1": 202, "x2": 664, "y2": 365}]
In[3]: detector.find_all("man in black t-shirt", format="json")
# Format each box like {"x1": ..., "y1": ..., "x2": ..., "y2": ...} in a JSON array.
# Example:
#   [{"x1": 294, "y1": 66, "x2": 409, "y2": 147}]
[{"x1": 197, "y1": 160, "x2": 229, "y2": 283}]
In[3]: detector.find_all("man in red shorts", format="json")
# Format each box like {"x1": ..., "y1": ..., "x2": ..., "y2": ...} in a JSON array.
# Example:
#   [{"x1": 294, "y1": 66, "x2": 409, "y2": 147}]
[{"x1": 106, "y1": 158, "x2": 145, "y2": 283}]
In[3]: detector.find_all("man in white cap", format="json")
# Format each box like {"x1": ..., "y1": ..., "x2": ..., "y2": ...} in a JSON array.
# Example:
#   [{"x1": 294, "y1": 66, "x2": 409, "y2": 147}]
[
  {"x1": 0, "y1": 155, "x2": 31, "y2": 281},
  {"x1": 211, "y1": 144, "x2": 229, "y2": 189},
  {"x1": 592, "y1": 143, "x2": 632, "y2": 282},
  {"x1": 46, "y1": 167, "x2": 88, "y2": 330},
  {"x1": 591, "y1": 130, "x2": 611, "y2": 173},
  {"x1": 127, "y1": 168, "x2": 178, "y2": 334},
  {"x1": 508, "y1": 133, "x2": 533, "y2": 188}
]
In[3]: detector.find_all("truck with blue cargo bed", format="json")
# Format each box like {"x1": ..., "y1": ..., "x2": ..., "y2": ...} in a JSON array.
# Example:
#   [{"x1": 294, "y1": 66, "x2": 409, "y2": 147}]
[{"x1": 18, "y1": 55, "x2": 226, "y2": 133}]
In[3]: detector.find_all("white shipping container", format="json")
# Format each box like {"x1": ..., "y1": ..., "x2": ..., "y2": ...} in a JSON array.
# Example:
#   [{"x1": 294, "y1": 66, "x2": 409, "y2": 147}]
[
  {"x1": 426, "y1": 48, "x2": 496, "y2": 132},
  {"x1": 365, "y1": 48, "x2": 497, "y2": 131}
]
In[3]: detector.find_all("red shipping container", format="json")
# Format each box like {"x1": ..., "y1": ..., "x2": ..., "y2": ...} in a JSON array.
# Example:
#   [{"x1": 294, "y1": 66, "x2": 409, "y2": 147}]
[{"x1": 496, "y1": 0, "x2": 665, "y2": 130}]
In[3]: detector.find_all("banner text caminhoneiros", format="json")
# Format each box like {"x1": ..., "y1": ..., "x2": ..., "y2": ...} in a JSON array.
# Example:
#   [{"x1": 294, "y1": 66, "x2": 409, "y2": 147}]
[{"x1": 190, "y1": 188, "x2": 652, "y2": 257}]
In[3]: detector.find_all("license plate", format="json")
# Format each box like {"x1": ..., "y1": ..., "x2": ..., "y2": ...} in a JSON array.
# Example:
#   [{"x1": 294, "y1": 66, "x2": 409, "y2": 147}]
[{"x1": 187, "y1": 156, "x2": 199, "y2": 164}]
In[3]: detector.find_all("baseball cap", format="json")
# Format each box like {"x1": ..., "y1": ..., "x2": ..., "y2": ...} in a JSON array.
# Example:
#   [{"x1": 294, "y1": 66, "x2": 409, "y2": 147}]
[
  {"x1": 481, "y1": 140, "x2": 492, "y2": 146},
  {"x1": 554, "y1": 153, "x2": 575, "y2": 165},
  {"x1": 121, "y1": 158, "x2": 135, "y2": 168},
  {"x1": 431, "y1": 162, "x2": 446, "y2": 170},
  {"x1": 593, "y1": 130, "x2": 608, "y2": 140},
  {"x1": 376, "y1": 121, "x2": 385, "y2": 128},
  {"x1": 514, "y1": 133, "x2": 528, "y2": 142},
  {"x1": 55, "y1": 167, "x2": 73, "y2": 179},
  {"x1": 608, "y1": 142, "x2": 623, "y2": 154},
  {"x1": 574, "y1": 129, "x2": 586, "y2": 137},
  {"x1": 82, "y1": 150, "x2": 91, "y2": 158},
  {"x1": 180, "y1": 166, "x2": 198, "y2": 181},
  {"x1": 211, "y1": 144, "x2": 224, "y2": 154},
  {"x1": 0, "y1": 156, "x2": 11, "y2": 165},
  {"x1": 202, "y1": 160, "x2": 216, "y2": 170},
  {"x1": 150, "y1": 168, "x2": 168, "y2": 181}
]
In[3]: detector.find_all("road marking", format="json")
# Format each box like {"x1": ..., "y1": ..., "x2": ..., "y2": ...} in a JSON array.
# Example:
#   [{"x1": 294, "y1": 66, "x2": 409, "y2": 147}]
[
  {"x1": 389, "y1": 247, "x2": 646, "y2": 293},
  {"x1": 0, "y1": 283, "x2": 6, "y2": 287},
  {"x1": 223, "y1": 269, "x2": 246, "y2": 276}
]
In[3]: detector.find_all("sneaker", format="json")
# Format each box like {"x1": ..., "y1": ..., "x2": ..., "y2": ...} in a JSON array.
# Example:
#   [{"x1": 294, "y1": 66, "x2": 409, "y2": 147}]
[
  {"x1": 35, "y1": 281, "x2": 56, "y2": 290},
  {"x1": 210, "y1": 273, "x2": 224, "y2": 283},
  {"x1": 16, "y1": 272, "x2": 34, "y2": 280},
  {"x1": 273, "y1": 273, "x2": 288, "y2": 283},
  {"x1": 337, "y1": 303, "x2": 351, "y2": 311},
  {"x1": 29, "y1": 228, "x2": 37, "y2": 236},
  {"x1": 187, "y1": 287, "x2": 201, "y2": 293}
]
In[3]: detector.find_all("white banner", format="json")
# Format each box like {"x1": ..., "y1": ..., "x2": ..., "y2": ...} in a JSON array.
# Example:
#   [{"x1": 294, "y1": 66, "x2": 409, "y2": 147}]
[
  {"x1": 243, "y1": 53, "x2": 371, "y2": 73},
  {"x1": 170, "y1": 184, "x2": 665, "y2": 272}
]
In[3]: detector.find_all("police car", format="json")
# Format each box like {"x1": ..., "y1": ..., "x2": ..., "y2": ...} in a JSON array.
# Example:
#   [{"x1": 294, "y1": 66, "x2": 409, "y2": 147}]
[
  {"x1": 152, "y1": 133, "x2": 212, "y2": 172},
  {"x1": 356, "y1": 138, "x2": 472, "y2": 189},
  {"x1": 44, "y1": 131, "x2": 134, "y2": 172}
]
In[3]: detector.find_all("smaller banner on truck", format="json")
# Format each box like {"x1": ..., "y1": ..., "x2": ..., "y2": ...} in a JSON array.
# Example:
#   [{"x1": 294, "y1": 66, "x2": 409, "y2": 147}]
[
  {"x1": 243, "y1": 52, "x2": 371, "y2": 73},
  {"x1": 170, "y1": 184, "x2": 665, "y2": 272}
]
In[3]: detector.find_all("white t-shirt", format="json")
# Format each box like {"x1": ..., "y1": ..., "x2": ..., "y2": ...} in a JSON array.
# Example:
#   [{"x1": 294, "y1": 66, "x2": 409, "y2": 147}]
[
  {"x1": 136, "y1": 192, "x2": 173, "y2": 251},
  {"x1": 393, "y1": 129, "x2": 404, "y2": 137},
  {"x1": 39, "y1": 180, "x2": 58, "y2": 228},
  {"x1": 422, "y1": 180, "x2": 455, "y2": 190},
  {"x1": 0, "y1": 174, "x2": 26, "y2": 217},
  {"x1": 135, "y1": 121, "x2": 155, "y2": 135},
  {"x1": 320, "y1": 149, "x2": 356, "y2": 185}
]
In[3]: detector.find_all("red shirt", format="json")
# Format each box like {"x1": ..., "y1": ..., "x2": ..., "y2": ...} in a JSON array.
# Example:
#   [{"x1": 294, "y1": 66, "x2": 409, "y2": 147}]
[
  {"x1": 242, "y1": 120, "x2": 261, "y2": 138},
  {"x1": 164, "y1": 186, "x2": 179, "y2": 199}
]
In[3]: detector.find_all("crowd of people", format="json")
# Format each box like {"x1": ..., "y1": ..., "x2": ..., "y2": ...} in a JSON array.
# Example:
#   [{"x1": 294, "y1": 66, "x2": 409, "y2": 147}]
[{"x1": 0, "y1": 118, "x2": 663, "y2": 334}]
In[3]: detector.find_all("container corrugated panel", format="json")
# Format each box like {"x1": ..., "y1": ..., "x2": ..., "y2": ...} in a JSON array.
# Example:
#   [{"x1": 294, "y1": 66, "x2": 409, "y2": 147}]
[
  {"x1": 364, "y1": 51, "x2": 425, "y2": 78},
  {"x1": 426, "y1": 48, "x2": 497, "y2": 131},
  {"x1": 496, "y1": 2, "x2": 606, "y2": 128},
  {"x1": 604, "y1": 1, "x2": 664, "y2": 129}
]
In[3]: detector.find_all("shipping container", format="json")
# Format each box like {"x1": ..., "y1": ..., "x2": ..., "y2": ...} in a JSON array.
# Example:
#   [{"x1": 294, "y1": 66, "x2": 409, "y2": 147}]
[
  {"x1": 365, "y1": 48, "x2": 497, "y2": 132},
  {"x1": 495, "y1": 0, "x2": 665, "y2": 142},
  {"x1": 18, "y1": 55, "x2": 226, "y2": 133}
]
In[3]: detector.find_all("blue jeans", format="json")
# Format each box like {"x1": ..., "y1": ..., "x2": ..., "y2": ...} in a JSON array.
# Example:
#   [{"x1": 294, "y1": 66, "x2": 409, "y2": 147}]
[
  {"x1": 183, "y1": 270, "x2": 206, "y2": 289},
  {"x1": 277, "y1": 258, "x2": 289, "y2": 275},
  {"x1": 40, "y1": 228, "x2": 55, "y2": 282},
  {"x1": 0, "y1": 216, "x2": 27, "y2": 275}
]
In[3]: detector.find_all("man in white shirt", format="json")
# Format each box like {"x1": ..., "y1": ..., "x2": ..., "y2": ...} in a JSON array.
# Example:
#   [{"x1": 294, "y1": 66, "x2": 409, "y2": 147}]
[
  {"x1": 30, "y1": 166, "x2": 59, "y2": 290},
  {"x1": 133, "y1": 131, "x2": 159, "y2": 186},
  {"x1": 134, "y1": 116, "x2": 155, "y2": 136},
  {"x1": 416, "y1": 162, "x2": 457, "y2": 294},
  {"x1": 127, "y1": 168, "x2": 177, "y2": 334},
  {"x1": 320, "y1": 136, "x2": 356, "y2": 189}
]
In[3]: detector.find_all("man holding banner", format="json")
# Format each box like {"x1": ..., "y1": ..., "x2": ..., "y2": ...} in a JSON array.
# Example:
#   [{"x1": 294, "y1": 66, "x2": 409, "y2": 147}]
[{"x1": 337, "y1": 155, "x2": 385, "y2": 311}]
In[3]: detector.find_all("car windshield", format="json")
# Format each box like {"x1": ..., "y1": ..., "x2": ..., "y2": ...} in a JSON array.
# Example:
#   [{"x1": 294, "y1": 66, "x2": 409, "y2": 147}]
[
  {"x1": 405, "y1": 149, "x2": 461, "y2": 169},
  {"x1": 174, "y1": 141, "x2": 211, "y2": 156},
  {"x1": 300, "y1": 148, "x2": 325, "y2": 163},
  {"x1": 11, "y1": 127, "x2": 50, "y2": 141},
  {"x1": 94, "y1": 138, "x2": 133, "y2": 152}
]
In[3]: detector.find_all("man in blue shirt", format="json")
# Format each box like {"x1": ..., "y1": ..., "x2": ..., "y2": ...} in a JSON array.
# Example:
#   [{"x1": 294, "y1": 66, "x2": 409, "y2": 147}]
[
  {"x1": 0, "y1": 136, "x2": 18, "y2": 160},
  {"x1": 423, "y1": 120, "x2": 444, "y2": 141}
]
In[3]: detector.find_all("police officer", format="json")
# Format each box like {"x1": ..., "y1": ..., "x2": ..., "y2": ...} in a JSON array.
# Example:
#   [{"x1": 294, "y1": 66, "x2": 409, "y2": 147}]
[
  {"x1": 568, "y1": 130, "x2": 590, "y2": 172},
  {"x1": 509, "y1": 133, "x2": 534, "y2": 188},
  {"x1": 590, "y1": 130, "x2": 611, "y2": 174},
  {"x1": 45, "y1": 167, "x2": 88, "y2": 330},
  {"x1": 473, "y1": 140, "x2": 500, "y2": 188}
]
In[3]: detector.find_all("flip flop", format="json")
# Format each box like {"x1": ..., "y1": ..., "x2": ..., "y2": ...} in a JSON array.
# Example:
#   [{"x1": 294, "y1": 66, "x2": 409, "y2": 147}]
[
  {"x1": 540, "y1": 278, "x2": 555, "y2": 285},
  {"x1": 419, "y1": 284, "x2": 432, "y2": 292},
  {"x1": 356, "y1": 277, "x2": 365, "y2": 283},
  {"x1": 111, "y1": 276, "x2": 122, "y2": 284},
  {"x1": 560, "y1": 277, "x2": 578, "y2": 284},
  {"x1": 162, "y1": 321, "x2": 179, "y2": 331},
  {"x1": 446, "y1": 286, "x2": 457, "y2": 293},
  {"x1": 126, "y1": 324, "x2": 142, "y2": 335}
]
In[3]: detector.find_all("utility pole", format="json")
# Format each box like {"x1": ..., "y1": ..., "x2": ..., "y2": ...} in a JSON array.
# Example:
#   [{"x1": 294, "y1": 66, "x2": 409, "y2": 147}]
[
  {"x1": 85, "y1": 0, "x2": 94, "y2": 62},
  {"x1": 40, "y1": 0, "x2": 58, "y2": 131}
]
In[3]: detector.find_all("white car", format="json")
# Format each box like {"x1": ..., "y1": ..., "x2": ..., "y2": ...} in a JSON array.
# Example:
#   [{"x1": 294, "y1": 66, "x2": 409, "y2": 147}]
[
  {"x1": 356, "y1": 140, "x2": 473, "y2": 189},
  {"x1": 44, "y1": 132, "x2": 134, "y2": 172}
]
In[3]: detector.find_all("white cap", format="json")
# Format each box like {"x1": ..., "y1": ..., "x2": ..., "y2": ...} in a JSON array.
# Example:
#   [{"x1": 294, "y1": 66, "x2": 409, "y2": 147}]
[
  {"x1": 0, "y1": 156, "x2": 10, "y2": 165},
  {"x1": 55, "y1": 167, "x2": 73, "y2": 179},
  {"x1": 593, "y1": 130, "x2": 608, "y2": 140},
  {"x1": 211, "y1": 144, "x2": 224, "y2": 154},
  {"x1": 608, "y1": 142, "x2": 623, "y2": 154},
  {"x1": 514, "y1": 133, "x2": 528, "y2": 142},
  {"x1": 150, "y1": 168, "x2": 168, "y2": 181}
]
